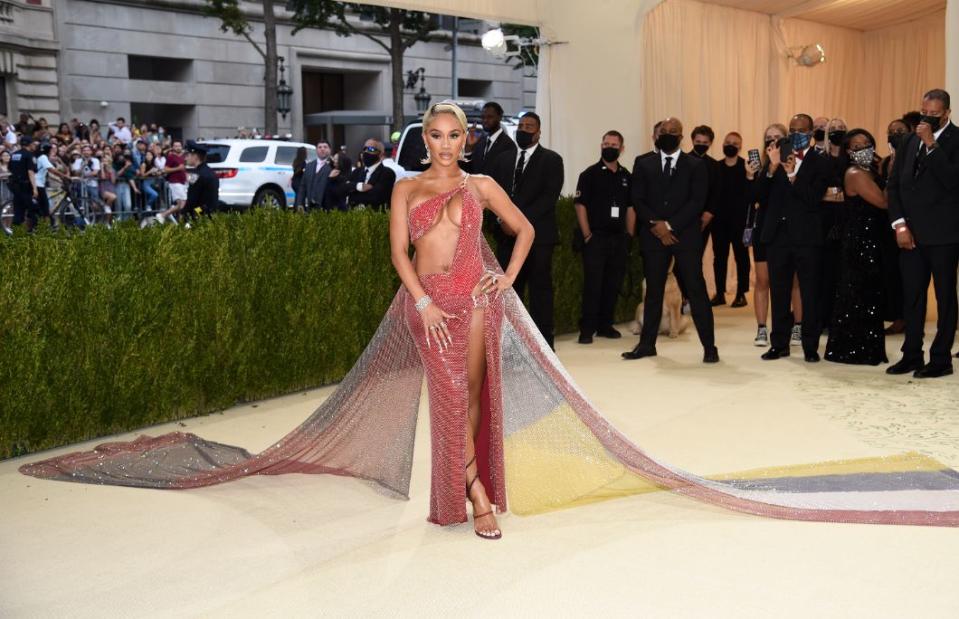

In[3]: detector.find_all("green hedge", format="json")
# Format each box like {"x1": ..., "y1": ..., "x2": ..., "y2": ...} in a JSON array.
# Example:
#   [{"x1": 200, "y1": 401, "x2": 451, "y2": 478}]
[{"x1": 0, "y1": 197, "x2": 642, "y2": 459}]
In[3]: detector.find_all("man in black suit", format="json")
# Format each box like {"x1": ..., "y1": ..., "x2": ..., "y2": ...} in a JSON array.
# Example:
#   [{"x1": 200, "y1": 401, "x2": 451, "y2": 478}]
[
  {"x1": 886, "y1": 88, "x2": 959, "y2": 378},
  {"x1": 347, "y1": 139, "x2": 396, "y2": 211},
  {"x1": 464, "y1": 101, "x2": 517, "y2": 183},
  {"x1": 492, "y1": 111, "x2": 564, "y2": 348},
  {"x1": 294, "y1": 140, "x2": 334, "y2": 211},
  {"x1": 755, "y1": 113, "x2": 832, "y2": 362},
  {"x1": 623, "y1": 117, "x2": 718, "y2": 363},
  {"x1": 686, "y1": 125, "x2": 721, "y2": 306}
]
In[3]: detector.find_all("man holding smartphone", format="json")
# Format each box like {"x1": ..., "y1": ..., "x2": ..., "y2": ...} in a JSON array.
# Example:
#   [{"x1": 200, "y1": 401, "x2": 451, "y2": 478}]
[{"x1": 755, "y1": 113, "x2": 832, "y2": 363}]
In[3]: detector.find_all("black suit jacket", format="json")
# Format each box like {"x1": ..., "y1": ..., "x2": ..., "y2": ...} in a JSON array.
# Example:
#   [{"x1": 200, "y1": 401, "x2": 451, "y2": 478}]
[
  {"x1": 491, "y1": 144, "x2": 564, "y2": 245},
  {"x1": 294, "y1": 159, "x2": 332, "y2": 208},
  {"x1": 347, "y1": 163, "x2": 396, "y2": 210},
  {"x1": 690, "y1": 151, "x2": 721, "y2": 215},
  {"x1": 631, "y1": 151, "x2": 707, "y2": 252},
  {"x1": 887, "y1": 123, "x2": 959, "y2": 246},
  {"x1": 755, "y1": 148, "x2": 832, "y2": 246},
  {"x1": 466, "y1": 131, "x2": 517, "y2": 185}
]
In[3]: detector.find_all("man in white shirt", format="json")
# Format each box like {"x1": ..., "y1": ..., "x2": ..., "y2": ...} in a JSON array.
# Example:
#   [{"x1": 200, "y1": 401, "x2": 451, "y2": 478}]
[{"x1": 109, "y1": 117, "x2": 133, "y2": 145}]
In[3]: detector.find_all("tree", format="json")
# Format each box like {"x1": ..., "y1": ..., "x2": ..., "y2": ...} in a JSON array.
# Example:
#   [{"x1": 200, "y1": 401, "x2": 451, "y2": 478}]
[
  {"x1": 204, "y1": 0, "x2": 280, "y2": 135},
  {"x1": 288, "y1": 1, "x2": 441, "y2": 134}
]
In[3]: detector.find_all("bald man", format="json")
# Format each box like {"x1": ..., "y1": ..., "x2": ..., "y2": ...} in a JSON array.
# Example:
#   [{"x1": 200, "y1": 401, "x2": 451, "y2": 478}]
[{"x1": 624, "y1": 117, "x2": 718, "y2": 363}]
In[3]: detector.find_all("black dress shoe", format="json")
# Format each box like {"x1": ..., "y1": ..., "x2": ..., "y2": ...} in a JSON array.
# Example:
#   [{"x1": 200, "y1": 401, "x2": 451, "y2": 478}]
[
  {"x1": 761, "y1": 347, "x2": 790, "y2": 360},
  {"x1": 710, "y1": 295, "x2": 726, "y2": 307},
  {"x1": 622, "y1": 344, "x2": 657, "y2": 360},
  {"x1": 596, "y1": 327, "x2": 622, "y2": 339},
  {"x1": 730, "y1": 295, "x2": 748, "y2": 308},
  {"x1": 577, "y1": 333, "x2": 593, "y2": 344},
  {"x1": 703, "y1": 347, "x2": 720, "y2": 363},
  {"x1": 886, "y1": 358, "x2": 924, "y2": 375},
  {"x1": 804, "y1": 351, "x2": 820, "y2": 363},
  {"x1": 913, "y1": 364, "x2": 954, "y2": 379}
]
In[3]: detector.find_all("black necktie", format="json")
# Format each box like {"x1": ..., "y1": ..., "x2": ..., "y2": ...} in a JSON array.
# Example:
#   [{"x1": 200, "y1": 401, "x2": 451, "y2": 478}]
[
  {"x1": 663, "y1": 156, "x2": 673, "y2": 177},
  {"x1": 484, "y1": 137, "x2": 493, "y2": 158},
  {"x1": 513, "y1": 150, "x2": 526, "y2": 195},
  {"x1": 914, "y1": 144, "x2": 927, "y2": 177}
]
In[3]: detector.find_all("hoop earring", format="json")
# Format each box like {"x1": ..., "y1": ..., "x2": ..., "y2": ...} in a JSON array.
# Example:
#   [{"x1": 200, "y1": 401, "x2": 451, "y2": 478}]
[
  {"x1": 420, "y1": 146, "x2": 431, "y2": 166},
  {"x1": 458, "y1": 148, "x2": 467, "y2": 162}
]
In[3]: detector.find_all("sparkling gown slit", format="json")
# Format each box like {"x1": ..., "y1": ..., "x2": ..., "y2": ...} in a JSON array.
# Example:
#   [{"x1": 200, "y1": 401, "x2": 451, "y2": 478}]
[{"x1": 18, "y1": 174, "x2": 959, "y2": 528}]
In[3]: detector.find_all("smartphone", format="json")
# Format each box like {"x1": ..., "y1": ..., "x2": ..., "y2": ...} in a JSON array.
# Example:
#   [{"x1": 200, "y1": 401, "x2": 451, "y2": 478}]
[
  {"x1": 777, "y1": 137, "x2": 793, "y2": 163},
  {"x1": 747, "y1": 148, "x2": 761, "y2": 168}
]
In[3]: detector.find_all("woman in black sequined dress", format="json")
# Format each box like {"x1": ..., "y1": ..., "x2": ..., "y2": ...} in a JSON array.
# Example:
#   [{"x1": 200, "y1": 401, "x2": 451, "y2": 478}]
[{"x1": 825, "y1": 129, "x2": 889, "y2": 365}]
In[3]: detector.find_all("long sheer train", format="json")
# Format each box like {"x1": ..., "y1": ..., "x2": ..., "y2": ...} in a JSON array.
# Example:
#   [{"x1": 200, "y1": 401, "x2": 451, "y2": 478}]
[{"x1": 19, "y1": 176, "x2": 959, "y2": 528}]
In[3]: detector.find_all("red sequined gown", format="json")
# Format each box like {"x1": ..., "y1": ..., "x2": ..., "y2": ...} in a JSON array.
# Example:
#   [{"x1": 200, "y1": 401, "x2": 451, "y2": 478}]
[{"x1": 18, "y1": 175, "x2": 959, "y2": 528}]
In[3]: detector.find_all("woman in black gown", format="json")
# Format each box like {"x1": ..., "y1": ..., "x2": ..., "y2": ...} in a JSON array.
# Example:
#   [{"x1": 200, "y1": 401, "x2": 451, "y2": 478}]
[{"x1": 824, "y1": 129, "x2": 889, "y2": 365}]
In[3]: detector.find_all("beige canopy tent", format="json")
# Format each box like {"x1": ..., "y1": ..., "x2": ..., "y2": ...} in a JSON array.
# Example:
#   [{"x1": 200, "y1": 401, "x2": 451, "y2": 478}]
[{"x1": 379, "y1": 0, "x2": 956, "y2": 191}]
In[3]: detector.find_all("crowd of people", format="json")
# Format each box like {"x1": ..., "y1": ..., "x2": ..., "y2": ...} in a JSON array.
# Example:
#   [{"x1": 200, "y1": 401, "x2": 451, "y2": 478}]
[{"x1": 0, "y1": 114, "x2": 197, "y2": 232}]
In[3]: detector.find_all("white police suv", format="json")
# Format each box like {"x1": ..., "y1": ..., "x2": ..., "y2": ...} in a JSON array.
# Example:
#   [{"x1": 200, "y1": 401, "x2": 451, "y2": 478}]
[{"x1": 200, "y1": 139, "x2": 316, "y2": 209}]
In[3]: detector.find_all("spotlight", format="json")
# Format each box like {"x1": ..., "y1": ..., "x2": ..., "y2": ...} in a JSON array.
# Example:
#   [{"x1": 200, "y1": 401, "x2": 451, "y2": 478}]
[
  {"x1": 795, "y1": 44, "x2": 825, "y2": 67},
  {"x1": 482, "y1": 28, "x2": 507, "y2": 57}
]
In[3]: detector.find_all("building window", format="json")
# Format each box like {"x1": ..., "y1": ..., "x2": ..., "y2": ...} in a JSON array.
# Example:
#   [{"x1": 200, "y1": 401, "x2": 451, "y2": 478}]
[
  {"x1": 0, "y1": 76, "x2": 7, "y2": 117},
  {"x1": 457, "y1": 79, "x2": 492, "y2": 99},
  {"x1": 128, "y1": 55, "x2": 192, "y2": 82}
]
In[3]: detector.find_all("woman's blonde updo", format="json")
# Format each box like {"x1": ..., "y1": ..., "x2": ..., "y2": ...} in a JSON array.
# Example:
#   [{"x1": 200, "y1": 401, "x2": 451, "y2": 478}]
[
  {"x1": 421, "y1": 102, "x2": 468, "y2": 133},
  {"x1": 421, "y1": 102, "x2": 470, "y2": 164}
]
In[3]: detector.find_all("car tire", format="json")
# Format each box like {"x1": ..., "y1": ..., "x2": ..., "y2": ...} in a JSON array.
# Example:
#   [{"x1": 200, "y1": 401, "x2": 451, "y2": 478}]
[{"x1": 252, "y1": 187, "x2": 285, "y2": 210}]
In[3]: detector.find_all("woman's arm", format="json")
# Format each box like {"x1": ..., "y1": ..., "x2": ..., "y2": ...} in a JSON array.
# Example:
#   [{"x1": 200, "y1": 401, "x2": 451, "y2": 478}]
[
  {"x1": 389, "y1": 178, "x2": 456, "y2": 350},
  {"x1": 845, "y1": 167, "x2": 887, "y2": 209}
]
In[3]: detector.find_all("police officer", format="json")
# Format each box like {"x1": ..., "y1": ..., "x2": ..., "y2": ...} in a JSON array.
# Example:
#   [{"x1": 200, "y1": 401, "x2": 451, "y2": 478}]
[
  {"x1": 9, "y1": 136, "x2": 40, "y2": 232},
  {"x1": 575, "y1": 130, "x2": 633, "y2": 344},
  {"x1": 182, "y1": 140, "x2": 219, "y2": 221}
]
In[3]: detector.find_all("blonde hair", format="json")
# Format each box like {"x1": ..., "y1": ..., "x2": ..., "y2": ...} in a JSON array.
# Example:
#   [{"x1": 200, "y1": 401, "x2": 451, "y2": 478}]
[
  {"x1": 421, "y1": 102, "x2": 468, "y2": 133},
  {"x1": 761, "y1": 123, "x2": 788, "y2": 167},
  {"x1": 420, "y1": 101, "x2": 469, "y2": 165}
]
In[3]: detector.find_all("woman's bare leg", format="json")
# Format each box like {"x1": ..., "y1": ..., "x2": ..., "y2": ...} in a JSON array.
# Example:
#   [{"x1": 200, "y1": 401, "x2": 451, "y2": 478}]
[
  {"x1": 465, "y1": 306, "x2": 500, "y2": 538},
  {"x1": 754, "y1": 262, "x2": 770, "y2": 326},
  {"x1": 791, "y1": 273, "x2": 803, "y2": 324}
]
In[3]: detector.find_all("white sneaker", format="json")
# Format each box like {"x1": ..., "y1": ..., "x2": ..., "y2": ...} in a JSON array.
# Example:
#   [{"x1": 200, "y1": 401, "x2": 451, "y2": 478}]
[
  {"x1": 754, "y1": 326, "x2": 769, "y2": 347},
  {"x1": 790, "y1": 324, "x2": 802, "y2": 346}
]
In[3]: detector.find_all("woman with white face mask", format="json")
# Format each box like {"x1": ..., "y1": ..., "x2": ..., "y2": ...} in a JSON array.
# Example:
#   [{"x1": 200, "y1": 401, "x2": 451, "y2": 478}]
[{"x1": 824, "y1": 129, "x2": 889, "y2": 365}]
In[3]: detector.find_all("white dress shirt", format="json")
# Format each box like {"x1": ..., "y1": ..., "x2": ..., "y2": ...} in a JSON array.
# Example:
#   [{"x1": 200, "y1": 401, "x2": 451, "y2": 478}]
[{"x1": 357, "y1": 161, "x2": 381, "y2": 191}]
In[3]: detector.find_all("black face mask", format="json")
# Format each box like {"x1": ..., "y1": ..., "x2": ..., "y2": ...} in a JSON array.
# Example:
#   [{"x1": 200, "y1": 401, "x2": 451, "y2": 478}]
[
  {"x1": 920, "y1": 115, "x2": 942, "y2": 132},
  {"x1": 722, "y1": 144, "x2": 739, "y2": 158},
  {"x1": 361, "y1": 152, "x2": 379, "y2": 167},
  {"x1": 887, "y1": 133, "x2": 905, "y2": 151},
  {"x1": 813, "y1": 128, "x2": 826, "y2": 142},
  {"x1": 601, "y1": 147, "x2": 620, "y2": 163},
  {"x1": 692, "y1": 143, "x2": 710, "y2": 156},
  {"x1": 656, "y1": 133, "x2": 681, "y2": 153},
  {"x1": 828, "y1": 130, "x2": 846, "y2": 146},
  {"x1": 515, "y1": 130, "x2": 535, "y2": 149}
]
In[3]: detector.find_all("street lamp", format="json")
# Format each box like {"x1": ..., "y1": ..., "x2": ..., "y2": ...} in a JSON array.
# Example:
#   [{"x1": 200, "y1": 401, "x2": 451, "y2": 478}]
[
  {"x1": 277, "y1": 56, "x2": 293, "y2": 120},
  {"x1": 406, "y1": 67, "x2": 432, "y2": 114}
]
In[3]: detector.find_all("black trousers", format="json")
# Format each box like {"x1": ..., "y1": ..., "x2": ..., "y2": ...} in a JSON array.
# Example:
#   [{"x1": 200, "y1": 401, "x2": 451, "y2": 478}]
[
  {"x1": 499, "y1": 239, "x2": 555, "y2": 348},
  {"x1": 580, "y1": 232, "x2": 628, "y2": 335},
  {"x1": 899, "y1": 244, "x2": 959, "y2": 367},
  {"x1": 672, "y1": 225, "x2": 710, "y2": 301},
  {"x1": 768, "y1": 244, "x2": 822, "y2": 353},
  {"x1": 640, "y1": 247, "x2": 715, "y2": 349},
  {"x1": 711, "y1": 216, "x2": 751, "y2": 297}
]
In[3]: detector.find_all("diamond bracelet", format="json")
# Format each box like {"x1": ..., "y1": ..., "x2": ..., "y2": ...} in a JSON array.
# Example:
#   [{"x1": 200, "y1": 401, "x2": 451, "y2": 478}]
[{"x1": 415, "y1": 295, "x2": 432, "y2": 311}]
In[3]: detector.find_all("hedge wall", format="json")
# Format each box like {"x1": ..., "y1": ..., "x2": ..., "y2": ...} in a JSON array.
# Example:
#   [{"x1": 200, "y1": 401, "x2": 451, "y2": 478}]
[{"x1": 0, "y1": 197, "x2": 642, "y2": 459}]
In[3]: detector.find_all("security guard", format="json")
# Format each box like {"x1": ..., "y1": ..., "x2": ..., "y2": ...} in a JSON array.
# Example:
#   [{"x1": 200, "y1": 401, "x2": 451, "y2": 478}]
[
  {"x1": 182, "y1": 140, "x2": 219, "y2": 221},
  {"x1": 574, "y1": 130, "x2": 633, "y2": 344}
]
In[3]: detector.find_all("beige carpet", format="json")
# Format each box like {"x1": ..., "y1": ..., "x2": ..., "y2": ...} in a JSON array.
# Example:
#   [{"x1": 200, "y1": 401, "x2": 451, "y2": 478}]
[{"x1": 3, "y1": 304, "x2": 958, "y2": 618}]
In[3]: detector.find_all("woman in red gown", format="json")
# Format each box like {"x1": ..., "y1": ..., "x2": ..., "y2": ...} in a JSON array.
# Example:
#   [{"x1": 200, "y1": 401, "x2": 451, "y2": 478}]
[{"x1": 390, "y1": 103, "x2": 533, "y2": 538}]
